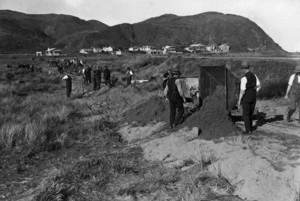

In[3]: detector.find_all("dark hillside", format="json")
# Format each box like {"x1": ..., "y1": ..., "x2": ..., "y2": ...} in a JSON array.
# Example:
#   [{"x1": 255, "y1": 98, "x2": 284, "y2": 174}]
[
  {"x1": 0, "y1": 10, "x2": 284, "y2": 53},
  {"x1": 0, "y1": 10, "x2": 109, "y2": 53}
]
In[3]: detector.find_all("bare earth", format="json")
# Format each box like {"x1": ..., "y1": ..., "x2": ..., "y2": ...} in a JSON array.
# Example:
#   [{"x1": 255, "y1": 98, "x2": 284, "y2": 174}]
[{"x1": 119, "y1": 98, "x2": 300, "y2": 201}]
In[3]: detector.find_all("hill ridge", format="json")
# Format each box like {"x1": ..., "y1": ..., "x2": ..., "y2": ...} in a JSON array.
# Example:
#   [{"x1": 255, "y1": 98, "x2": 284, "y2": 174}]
[{"x1": 0, "y1": 10, "x2": 284, "y2": 53}]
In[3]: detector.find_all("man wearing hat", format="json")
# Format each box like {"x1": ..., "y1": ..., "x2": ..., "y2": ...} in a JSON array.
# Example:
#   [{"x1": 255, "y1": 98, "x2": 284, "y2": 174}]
[
  {"x1": 284, "y1": 64, "x2": 300, "y2": 123},
  {"x1": 237, "y1": 61, "x2": 261, "y2": 134},
  {"x1": 164, "y1": 70, "x2": 186, "y2": 129}
]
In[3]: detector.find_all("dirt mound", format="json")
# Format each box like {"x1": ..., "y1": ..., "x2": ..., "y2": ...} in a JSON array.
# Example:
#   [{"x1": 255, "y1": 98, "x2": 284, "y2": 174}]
[
  {"x1": 123, "y1": 86, "x2": 238, "y2": 140},
  {"x1": 123, "y1": 96, "x2": 169, "y2": 125},
  {"x1": 181, "y1": 86, "x2": 238, "y2": 140}
]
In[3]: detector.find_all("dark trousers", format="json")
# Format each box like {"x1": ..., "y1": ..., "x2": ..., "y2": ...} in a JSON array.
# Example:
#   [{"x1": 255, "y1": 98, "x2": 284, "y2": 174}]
[
  {"x1": 66, "y1": 85, "x2": 72, "y2": 98},
  {"x1": 104, "y1": 78, "x2": 110, "y2": 86},
  {"x1": 288, "y1": 93, "x2": 300, "y2": 122},
  {"x1": 127, "y1": 76, "x2": 132, "y2": 86},
  {"x1": 93, "y1": 78, "x2": 97, "y2": 90},
  {"x1": 169, "y1": 99, "x2": 184, "y2": 127},
  {"x1": 242, "y1": 99, "x2": 256, "y2": 132}
]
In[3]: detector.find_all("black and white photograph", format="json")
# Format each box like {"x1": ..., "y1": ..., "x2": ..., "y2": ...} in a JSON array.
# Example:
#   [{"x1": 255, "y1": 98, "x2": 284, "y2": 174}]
[{"x1": 0, "y1": 0, "x2": 300, "y2": 200}]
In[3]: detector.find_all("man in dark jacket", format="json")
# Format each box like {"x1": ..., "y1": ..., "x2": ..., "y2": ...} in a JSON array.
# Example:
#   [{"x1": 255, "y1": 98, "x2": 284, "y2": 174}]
[
  {"x1": 285, "y1": 64, "x2": 300, "y2": 123},
  {"x1": 92, "y1": 66, "x2": 98, "y2": 91},
  {"x1": 237, "y1": 61, "x2": 261, "y2": 134},
  {"x1": 164, "y1": 70, "x2": 186, "y2": 129},
  {"x1": 96, "y1": 67, "x2": 102, "y2": 89},
  {"x1": 86, "y1": 65, "x2": 92, "y2": 84},
  {"x1": 103, "y1": 66, "x2": 111, "y2": 86},
  {"x1": 62, "y1": 74, "x2": 72, "y2": 98}
]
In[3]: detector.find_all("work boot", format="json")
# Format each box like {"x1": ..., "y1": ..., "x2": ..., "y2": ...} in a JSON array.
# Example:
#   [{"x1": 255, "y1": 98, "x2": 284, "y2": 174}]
[{"x1": 286, "y1": 108, "x2": 295, "y2": 122}]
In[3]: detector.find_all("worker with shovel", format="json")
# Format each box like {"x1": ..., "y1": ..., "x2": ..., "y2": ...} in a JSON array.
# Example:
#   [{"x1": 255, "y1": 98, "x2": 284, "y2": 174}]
[
  {"x1": 237, "y1": 61, "x2": 261, "y2": 134},
  {"x1": 285, "y1": 64, "x2": 300, "y2": 123},
  {"x1": 164, "y1": 70, "x2": 186, "y2": 129}
]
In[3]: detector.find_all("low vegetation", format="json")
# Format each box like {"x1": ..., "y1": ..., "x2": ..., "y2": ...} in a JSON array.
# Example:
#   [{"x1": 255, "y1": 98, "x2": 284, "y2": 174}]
[{"x1": 0, "y1": 54, "x2": 297, "y2": 200}]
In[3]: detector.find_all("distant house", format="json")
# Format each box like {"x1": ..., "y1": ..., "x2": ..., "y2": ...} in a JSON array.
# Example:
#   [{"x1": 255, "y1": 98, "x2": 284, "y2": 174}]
[
  {"x1": 92, "y1": 47, "x2": 102, "y2": 53},
  {"x1": 102, "y1": 46, "x2": 113, "y2": 53},
  {"x1": 36, "y1": 51, "x2": 42, "y2": 57},
  {"x1": 116, "y1": 50, "x2": 122, "y2": 56},
  {"x1": 79, "y1": 49, "x2": 88, "y2": 54},
  {"x1": 128, "y1": 47, "x2": 139, "y2": 52},
  {"x1": 139, "y1": 46, "x2": 152, "y2": 52},
  {"x1": 206, "y1": 45, "x2": 218, "y2": 53},
  {"x1": 148, "y1": 49, "x2": 163, "y2": 55},
  {"x1": 45, "y1": 48, "x2": 62, "y2": 56},
  {"x1": 186, "y1": 43, "x2": 206, "y2": 52},
  {"x1": 219, "y1": 44, "x2": 230, "y2": 53},
  {"x1": 163, "y1": 46, "x2": 176, "y2": 54}
]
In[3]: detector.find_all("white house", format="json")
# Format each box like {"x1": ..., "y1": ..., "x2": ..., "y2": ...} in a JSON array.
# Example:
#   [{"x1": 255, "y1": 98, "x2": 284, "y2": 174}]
[
  {"x1": 36, "y1": 51, "x2": 42, "y2": 57},
  {"x1": 92, "y1": 47, "x2": 103, "y2": 53},
  {"x1": 79, "y1": 49, "x2": 89, "y2": 54},
  {"x1": 219, "y1": 44, "x2": 230, "y2": 53},
  {"x1": 139, "y1": 46, "x2": 152, "y2": 52},
  {"x1": 129, "y1": 47, "x2": 139, "y2": 52},
  {"x1": 116, "y1": 50, "x2": 122, "y2": 56},
  {"x1": 102, "y1": 46, "x2": 113, "y2": 53},
  {"x1": 45, "y1": 48, "x2": 62, "y2": 56},
  {"x1": 163, "y1": 46, "x2": 176, "y2": 54},
  {"x1": 206, "y1": 45, "x2": 218, "y2": 53},
  {"x1": 186, "y1": 43, "x2": 206, "y2": 52}
]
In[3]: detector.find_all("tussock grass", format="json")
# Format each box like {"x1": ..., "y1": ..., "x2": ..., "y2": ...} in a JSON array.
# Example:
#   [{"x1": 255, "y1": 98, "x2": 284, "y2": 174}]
[{"x1": 0, "y1": 67, "x2": 81, "y2": 151}]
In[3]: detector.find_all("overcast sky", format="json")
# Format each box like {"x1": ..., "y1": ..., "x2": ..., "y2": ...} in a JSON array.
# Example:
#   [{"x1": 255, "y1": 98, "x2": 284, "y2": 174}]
[{"x1": 1, "y1": 0, "x2": 300, "y2": 52}]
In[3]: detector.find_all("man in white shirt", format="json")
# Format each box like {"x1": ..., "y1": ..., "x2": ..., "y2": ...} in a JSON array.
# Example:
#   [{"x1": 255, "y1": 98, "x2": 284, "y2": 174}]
[
  {"x1": 126, "y1": 67, "x2": 134, "y2": 86},
  {"x1": 284, "y1": 65, "x2": 300, "y2": 123},
  {"x1": 237, "y1": 61, "x2": 261, "y2": 134}
]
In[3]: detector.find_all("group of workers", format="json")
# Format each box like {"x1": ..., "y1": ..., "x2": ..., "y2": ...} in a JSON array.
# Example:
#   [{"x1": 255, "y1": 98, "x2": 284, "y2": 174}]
[
  {"x1": 62, "y1": 65, "x2": 111, "y2": 98},
  {"x1": 163, "y1": 61, "x2": 300, "y2": 134},
  {"x1": 82, "y1": 65, "x2": 111, "y2": 90}
]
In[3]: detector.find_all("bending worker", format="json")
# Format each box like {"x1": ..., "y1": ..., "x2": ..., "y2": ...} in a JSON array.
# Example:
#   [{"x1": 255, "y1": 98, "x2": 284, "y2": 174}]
[
  {"x1": 164, "y1": 70, "x2": 186, "y2": 129},
  {"x1": 237, "y1": 61, "x2": 261, "y2": 134},
  {"x1": 285, "y1": 64, "x2": 300, "y2": 123}
]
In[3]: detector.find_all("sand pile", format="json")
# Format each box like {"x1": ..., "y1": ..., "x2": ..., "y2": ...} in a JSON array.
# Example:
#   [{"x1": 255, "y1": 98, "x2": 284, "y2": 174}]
[
  {"x1": 181, "y1": 86, "x2": 238, "y2": 140},
  {"x1": 123, "y1": 86, "x2": 237, "y2": 140},
  {"x1": 123, "y1": 96, "x2": 169, "y2": 125}
]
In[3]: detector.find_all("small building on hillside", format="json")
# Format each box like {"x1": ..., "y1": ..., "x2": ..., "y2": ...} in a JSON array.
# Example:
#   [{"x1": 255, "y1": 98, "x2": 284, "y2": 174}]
[
  {"x1": 92, "y1": 47, "x2": 103, "y2": 53},
  {"x1": 139, "y1": 46, "x2": 152, "y2": 52},
  {"x1": 45, "y1": 48, "x2": 62, "y2": 56},
  {"x1": 219, "y1": 44, "x2": 230, "y2": 53},
  {"x1": 36, "y1": 51, "x2": 42, "y2": 57},
  {"x1": 163, "y1": 46, "x2": 176, "y2": 54},
  {"x1": 129, "y1": 47, "x2": 139, "y2": 52},
  {"x1": 186, "y1": 43, "x2": 206, "y2": 52},
  {"x1": 206, "y1": 45, "x2": 218, "y2": 53},
  {"x1": 102, "y1": 46, "x2": 113, "y2": 53}
]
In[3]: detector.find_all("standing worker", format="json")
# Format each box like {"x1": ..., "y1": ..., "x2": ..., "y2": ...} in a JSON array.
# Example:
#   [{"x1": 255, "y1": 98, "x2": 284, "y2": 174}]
[
  {"x1": 126, "y1": 67, "x2": 134, "y2": 86},
  {"x1": 103, "y1": 66, "x2": 111, "y2": 86},
  {"x1": 62, "y1": 73, "x2": 72, "y2": 98},
  {"x1": 237, "y1": 61, "x2": 261, "y2": 134},
  {"x1": 86, "y1": 65, "x2": 92, "y2": 84},
  {"x1": 92, "y1": 66, "x2": 98, "y2": 91},
  {"x1": 164, "y1": 70, "x2": 186, "y2": 129},
  {"x1": 96, "y1": 66, "x2": 102, "y2": 90},
  {"x1": 284, "y1": 64, "x2": 300, "y2": 123},
  {"x1": 83, "y1": 66, "x2": 89, "y2": 85}
]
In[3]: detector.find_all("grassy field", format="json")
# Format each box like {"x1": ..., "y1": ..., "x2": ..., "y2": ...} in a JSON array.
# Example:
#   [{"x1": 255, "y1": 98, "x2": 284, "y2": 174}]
[{"x1": 0, "y1": 53, "x2": 298, "y2": 200}]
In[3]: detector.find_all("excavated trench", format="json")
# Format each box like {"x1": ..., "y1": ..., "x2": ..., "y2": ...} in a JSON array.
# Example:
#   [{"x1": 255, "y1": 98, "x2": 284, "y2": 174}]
[{"x1": 118, "y1": 85, "x2": 300, "y2": 201}]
